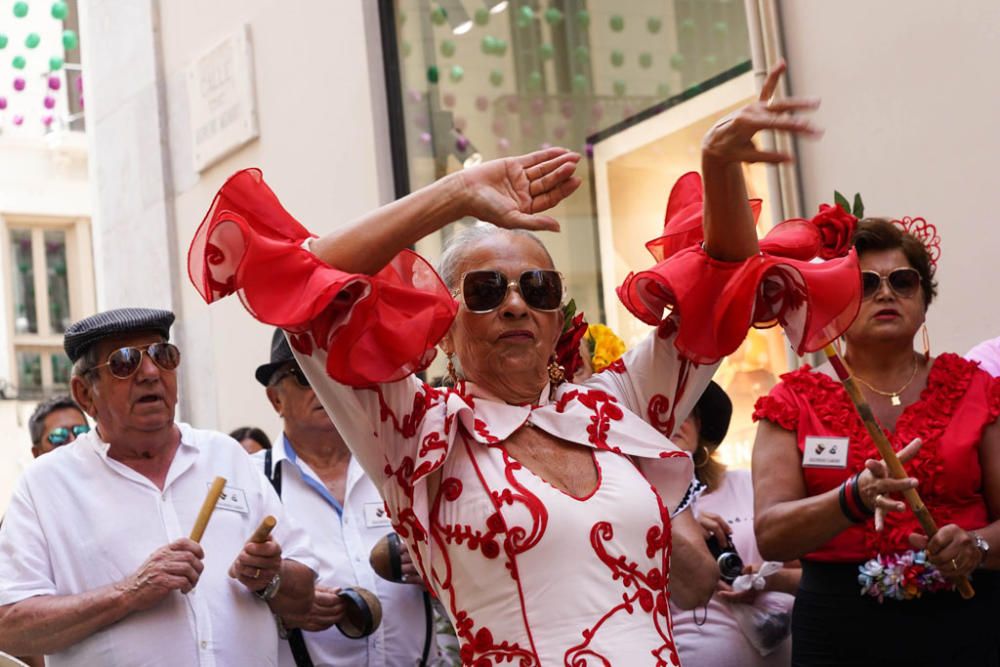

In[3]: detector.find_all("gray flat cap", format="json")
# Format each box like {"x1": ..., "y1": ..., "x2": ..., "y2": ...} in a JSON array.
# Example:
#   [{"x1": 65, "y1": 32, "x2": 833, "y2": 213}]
[{"x1": 64, "y1": 308, "x2": 175, "y2": 362}]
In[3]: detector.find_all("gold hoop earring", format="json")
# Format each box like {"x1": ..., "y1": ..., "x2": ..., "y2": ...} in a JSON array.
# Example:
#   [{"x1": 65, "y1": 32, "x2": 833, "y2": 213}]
[
  {"x1": 921, "y1": 324, "x2": 930, "y2": 362},
  {"x1": 693, "y1": 446, "x2": 710, "y2": 468},
  {"x1": 446, "y1": 352, "x2": 459, "y2": 386}
]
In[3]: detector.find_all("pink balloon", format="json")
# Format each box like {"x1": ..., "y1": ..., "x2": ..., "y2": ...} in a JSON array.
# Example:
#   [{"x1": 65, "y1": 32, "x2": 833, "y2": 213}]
[
  {"x1": 591, "y1": 103, "x2": 604, "y2": 121},
  {"x1": 78, "y1": 96, "x2": 84, "y2": 109},
  {"x1": 454, "y1": 116, "x2": 468, "y2": 133},
  {"x1": 443, "y1": 92, "x2": 456, "y2": 108},
  {"x1": 407, "y1": 89, "x2": 423, "y2": 103},
  {"x1": 475, "y1": 95, "x2": 489, "y2": 112},
  {"x1": 530, "y1": 98, "x2": 545, "y2": 116},
  {"x1": 505, "y1": 96, "x2": 519, "y2": 114},
  {"x1": 553, "y1": 125, "x2": 567, "y2": 140},
  {"x1": 42, "y1": 115, "x2": 53, "y2": 126},
  {"x1": 13, "y1": 77, "x2": 26, "y2": 92},
  {"x1": 497, "y1": 137, "x2": 510, "y2": 152},
  {"x1": 0, "y1": 97, "x2": 7, "y2": 110},
  {"x1": 419, "y1": 132, "x2": 432, "y2": 144},
  {"x1": 13, "y1": 115, "x2": 24, "y2": 126},
  {"x1": 48, "y1": 76, "x2": 61, "y2": 91},
  {"x1": 491, "y1": 118, "x2": 506, "y2": 136},
  {"x1": 560, "y1": 100, "x2": 574, "y2": 119},
  {"x1": 76, "y1": 76, "x2": 83, "y2": 92},
  {"x1": 455, "y1": 135, "x2": 470, "y2": 152},
  {"x1": 43, "y1": 96, "x2": 55, "y2": 109}
]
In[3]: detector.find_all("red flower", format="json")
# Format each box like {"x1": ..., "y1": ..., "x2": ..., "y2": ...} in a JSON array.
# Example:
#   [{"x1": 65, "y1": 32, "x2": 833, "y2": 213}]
[
  {"x1": 811, "y1": 203, "x2": 858, "y2": 259},
  {"x1": 555, "y1": 312, "x2": 588, "y2": 382}
]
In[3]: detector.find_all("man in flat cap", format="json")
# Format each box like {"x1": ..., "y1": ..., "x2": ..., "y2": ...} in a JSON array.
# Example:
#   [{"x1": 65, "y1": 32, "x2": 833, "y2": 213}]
[
  {"x1": 0, "y1": 308, "x2": 317, "y2": 666},
  {"x1": 255, "y1": 328, "x2": 439, "y2": 667}
]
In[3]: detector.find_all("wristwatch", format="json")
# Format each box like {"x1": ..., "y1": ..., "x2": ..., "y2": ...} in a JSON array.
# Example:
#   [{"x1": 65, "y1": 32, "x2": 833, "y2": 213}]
[
  {"x1": 972, "y1": 532, "x2": 990, "y2": 567},
  {"x1": 255, "y1": 572, "x2": 282, "y2": 602}
]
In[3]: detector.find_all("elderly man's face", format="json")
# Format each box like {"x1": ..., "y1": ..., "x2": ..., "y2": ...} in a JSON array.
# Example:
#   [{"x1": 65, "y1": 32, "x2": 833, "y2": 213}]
[
  {"x1": 73, "y1": 331, "x2": 179, "y2": 439},
  {"x1": 266, "y1": 363, "x2": 336, "y2": 435},
  {"x1": 33, "y1": 406, "x2": 89, "y2": 458}
]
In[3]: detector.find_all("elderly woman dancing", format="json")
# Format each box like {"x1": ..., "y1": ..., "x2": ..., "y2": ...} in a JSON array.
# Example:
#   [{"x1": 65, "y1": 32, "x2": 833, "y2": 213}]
[{"x1": 190, "y1": 67, "x2": 847, "y2": 665}]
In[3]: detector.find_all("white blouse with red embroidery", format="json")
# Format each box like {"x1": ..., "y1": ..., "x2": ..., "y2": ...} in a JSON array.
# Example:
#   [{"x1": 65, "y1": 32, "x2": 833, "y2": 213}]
[{"x1": 292, "y1": 322, "x2": 711, "y2": 666}]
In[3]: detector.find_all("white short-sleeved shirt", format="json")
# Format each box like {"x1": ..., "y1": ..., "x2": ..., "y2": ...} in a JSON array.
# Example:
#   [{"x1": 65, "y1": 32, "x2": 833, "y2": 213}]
[
  {"x1": 0, "y1": 423, "x2": 317, "y2": 667},
  {"x1": 254, "y1": 436, "x2": 436, "y2": 667}
]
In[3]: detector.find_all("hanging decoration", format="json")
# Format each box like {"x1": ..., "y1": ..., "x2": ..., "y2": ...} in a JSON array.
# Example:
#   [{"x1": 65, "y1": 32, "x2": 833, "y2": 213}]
[
  {"x1": 544, "y1": 8, "x2": 563, "y2": 25},
  {"x1": 0, "y1": 34, "x2": 7, "y2": 49},
  {"x1": 61, "y1": 29, "x2": 78, "y2": 50},
  {"x1": 13, "y1": 2, "x2": 29, "y2": 18},
  {"x1": 51, "y1": 1, "x2": 68, "y2": 19},
  {"x1": 440, "y1": 39, "x2": 455, "y2": 57},
  {"x1": 610, "y1": 49, "x2": 624, "y2": 67},
  {"x1": 647, "y1": 17, "x2": 662, "y2": 34},
  {"x1": 12, "y1": 55, "x2": 26, "y2": 69},
  {"x1": 474, "y1": 8, "x2": 489, "y2": 26},
  {"x1": 49, "y1": 55, "x2": 63, "y2": 70},
  {"x1": 609, "y1": 14, "x2": 624, "y2": 32},
  {"x1": 539, "y1": 43, "x2": 554, "y2": 60},
  {"x1": 25, "y1": 32, "x2": 40, "y2": 48}
]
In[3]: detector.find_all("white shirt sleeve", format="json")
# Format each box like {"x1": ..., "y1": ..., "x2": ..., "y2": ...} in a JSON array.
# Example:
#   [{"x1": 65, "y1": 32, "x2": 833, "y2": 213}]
[{"x1": 0, "y1": 472, "x2": 57, "y2": 605}]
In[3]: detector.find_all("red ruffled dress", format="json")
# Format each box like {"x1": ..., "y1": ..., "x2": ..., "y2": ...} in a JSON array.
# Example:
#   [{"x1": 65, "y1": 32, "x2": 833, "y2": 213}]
[{"x1": 188, "y1": 169, "x2": 859, "y2": 666}]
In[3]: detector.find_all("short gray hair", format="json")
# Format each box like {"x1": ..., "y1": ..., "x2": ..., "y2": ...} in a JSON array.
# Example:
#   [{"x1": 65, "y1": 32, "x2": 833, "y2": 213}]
[
  {"x1": 437, "y1": 223, "x2": 554, "y2": 291},
  {"x1": 71, "y1": 345, "x2": 102, "y2": 382}
]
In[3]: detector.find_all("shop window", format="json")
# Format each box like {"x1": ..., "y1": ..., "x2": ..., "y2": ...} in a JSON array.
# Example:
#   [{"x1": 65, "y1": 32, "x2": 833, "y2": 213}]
[{"x1": 3, "y1": 220, "x2": 92, "y2": 399}]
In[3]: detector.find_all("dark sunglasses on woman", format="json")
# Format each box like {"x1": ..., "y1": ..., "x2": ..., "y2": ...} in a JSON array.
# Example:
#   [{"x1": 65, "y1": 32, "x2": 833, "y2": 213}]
[
  {"x1": 455, "y1": 269, "x2": 565, "y2": 313},
  {"x1": 47, "y1": 424, "x2": 90, "y2": 446},
  {"x1": 88, "y1": 342, "x2": 181, "y2": 379},
  {"x1": 861, "y1": 268, "x2": 922, "y2": 300}
]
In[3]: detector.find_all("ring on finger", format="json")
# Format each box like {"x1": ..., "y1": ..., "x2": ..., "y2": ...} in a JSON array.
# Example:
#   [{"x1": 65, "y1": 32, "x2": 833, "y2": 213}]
[
  {"x1": 951, "y1": 559, "x2": 959, "y2": 571},
  {"x1": 874, "y1": 493, "x2": 885, "y2": 506},
  {"x1": 253, "y1": 567, "x2": 261, "y2": 579}
]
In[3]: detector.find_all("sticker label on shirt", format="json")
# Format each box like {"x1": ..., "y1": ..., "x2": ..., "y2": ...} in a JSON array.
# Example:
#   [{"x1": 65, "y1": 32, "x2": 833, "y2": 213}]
[
  {"x1": 802, "y1": 436, "x2": 849, "y2": 468},
  {"x1": 213, "y1": 484, "x2": 250, "y2": 515},
  {"x1": 363, "y1": 502, "x2": 392, "y2": 528}
]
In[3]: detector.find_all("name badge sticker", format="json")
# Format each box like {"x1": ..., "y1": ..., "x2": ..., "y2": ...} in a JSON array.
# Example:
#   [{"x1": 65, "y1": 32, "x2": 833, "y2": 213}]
[
  {"x1": 802, "y1": 436, "x2": 849, "y2": 469},
  {"x1": 363, "y1": 502, "x2": 392, "y2": 528},
  {"x1": 214, "y1": 484, "x2": 250, "y2": 515}
]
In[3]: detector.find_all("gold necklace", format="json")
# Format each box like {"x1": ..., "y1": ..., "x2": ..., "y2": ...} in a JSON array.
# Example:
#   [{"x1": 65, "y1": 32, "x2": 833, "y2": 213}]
[{"x1": 851, "y1": 355, "x2": 919, "y2": 406}]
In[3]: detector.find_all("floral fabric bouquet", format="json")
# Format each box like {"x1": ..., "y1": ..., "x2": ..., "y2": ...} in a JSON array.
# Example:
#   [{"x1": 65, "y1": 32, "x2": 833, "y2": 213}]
[{"x1": 858, "y1": 549, "x2": 954, "y2": 602}]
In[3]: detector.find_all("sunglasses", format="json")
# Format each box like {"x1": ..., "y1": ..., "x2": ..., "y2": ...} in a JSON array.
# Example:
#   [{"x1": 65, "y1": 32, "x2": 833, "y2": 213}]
[
  {"x1": 47, "y1": 423, "x2": 90, "y2": 446},
  {"x1": 454, "y1": 269, "x2": 565, "y2": 313},
  {"x1": 271, "y1": 366, "x2": 310, "y2": 389},
  {"x1": 861, "y1": 268, "x2": 922, "y2": 300},
  {"x1": 89, "y1": 342, "x2": 181, "y2": 379}
]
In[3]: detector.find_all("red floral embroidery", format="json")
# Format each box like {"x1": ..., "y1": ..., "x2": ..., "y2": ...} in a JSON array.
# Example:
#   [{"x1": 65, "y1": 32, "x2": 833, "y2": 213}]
[
  {"x1": 603, "y1": 358, "x2": 627, "y2": 374},
  {"x1": 647, "y1": 394, "x2": 672, "y2": 437},
  {"x1": 554, "y1": 388, "x2": 625, "y2": 451}
]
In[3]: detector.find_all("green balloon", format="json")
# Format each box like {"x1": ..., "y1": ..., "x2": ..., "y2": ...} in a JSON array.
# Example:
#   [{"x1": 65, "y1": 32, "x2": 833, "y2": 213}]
[
  {"x1": 494, "y1": 39, "x2": 507, "y2": 56},
  {"x1": 572, "y1": 73, "x2": 588, "y2": 93},
  {"x1": 0, "y1": 34, "x2": 8, "y2": 50},
  {"x1": 427, "y1": 65, "x2": 439, "y2": 84},
  {"x1": 62, "y1": 29, "x2": 78, "y2": 50},
  {"x1": 527, "y1": 70, "x2": 542, "y2": 91},
  {"x1": 613, "y1": 79, "x2": 626, "y2": 97},
  {"x1": 544, "y1": 7, "x2": 563, "y2": 25},
  {"x1": 610, "y1": 15, "x2": 624, "y2": 32},
  {"x1": 25, "y1": 33, "x2": 40, "y2": 49},
  {"x1": 430, "y1": 6, "x2": 447, "y2": 26},
  {"x1": 539, "y1": 43, "x2": 554, "y2": 61},
  {"x1": 49, "y1": 55, "x2": 63, "y2": 71},
  {"x1": 576, "y1": 10, "x2": 590, "y2": 28},
  {"x1": 440, "y1": 40, "x2": 456, "y2": 58},
  {"x1": 639, "y1": 52, "x2": 653, "y2": 69},
  {"x1": 574, "y1": 45, "x2": 589, "y2": 65},
  {"x1": 474, "y1": 7, "x2": 489, "y2": 25},
  {"x1": 12, "y1": 55, "x2": 26, "y2": 69},
  {"x1": 647, "y1": 17, "x2": 663, "y2": 34},
  {"x1": 517, "y1": 5, "x2": 534, "y2": 27},
  {"x1": 51, "y1": 1, "x2": 68, "y2": 19},
  {"x1": 489, "y1": 69, "x2": 503, "y2": 87},
  {"x1": 13, "y1": 1, "x2": 28, "y2": 18},
  {"x1": 670, "y1": 53, "x2": 686, "y2": 70},
  {"x1": 610, "y1": 49, "x2": 624, "y2": 67},
  {"x1": 449, "y1": 65, "x2": 464, "y2": 83},
  {"x1": 481, "y1": 35, "x2": 497, "y2": 54}
]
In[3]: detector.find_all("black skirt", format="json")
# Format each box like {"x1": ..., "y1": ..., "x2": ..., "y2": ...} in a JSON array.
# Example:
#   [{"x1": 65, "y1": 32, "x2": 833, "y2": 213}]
[{"x1": 792, "y1": 561, "x2": 1000, "y2": 667}]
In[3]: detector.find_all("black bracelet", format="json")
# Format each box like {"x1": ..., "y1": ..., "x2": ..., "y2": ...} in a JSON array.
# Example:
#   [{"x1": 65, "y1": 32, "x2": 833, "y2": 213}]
[
  {"x1": 851, "y1": 472, "x2": 875, "y2": 516},
  {"x1": 839, "y1": 480, "x2": 863, "y2": 523}
]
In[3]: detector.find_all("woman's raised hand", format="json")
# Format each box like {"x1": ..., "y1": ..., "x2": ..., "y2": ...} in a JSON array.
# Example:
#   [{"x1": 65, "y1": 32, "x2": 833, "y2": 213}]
[
  {"x1": 702, "y1": 60, "x2": 822, "y2": 165},
  {"x1": 859, "y1": 437, "x2": 922, "y2": 531},
  {"x1": 459, "y1": 147, "x2": 582, "y2": 232}
]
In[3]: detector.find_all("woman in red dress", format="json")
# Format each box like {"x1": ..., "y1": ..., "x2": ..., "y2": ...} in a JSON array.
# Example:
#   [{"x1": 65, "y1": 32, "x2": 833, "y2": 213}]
[{"x1": 753, "y1": 218, "x2": 1000, "y2": 666}]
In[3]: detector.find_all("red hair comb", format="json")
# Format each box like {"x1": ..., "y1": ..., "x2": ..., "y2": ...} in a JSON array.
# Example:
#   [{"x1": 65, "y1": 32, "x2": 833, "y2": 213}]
[{"x1": 892, "y1": 216, "x2": 941, "y2": 273}]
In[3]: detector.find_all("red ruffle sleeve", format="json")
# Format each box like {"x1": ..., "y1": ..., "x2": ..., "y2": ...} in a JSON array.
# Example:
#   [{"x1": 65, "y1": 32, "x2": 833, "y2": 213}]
[
  {"x1": 617, "y1": 172, "x2": 861, "y2": 364},
  {"x1": 188, "y1": 168, "x2": 457, "y2": 386}
]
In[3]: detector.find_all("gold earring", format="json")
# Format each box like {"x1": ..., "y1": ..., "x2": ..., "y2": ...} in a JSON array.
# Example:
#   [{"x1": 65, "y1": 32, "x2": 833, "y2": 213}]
[
  {"x1": 693, "y1": 446, "x2": 710, "y2": 468},
  {"x1": 547, "y1": 358, "x2": 566, "y2": 385},
  {"x1": 921, "y1": 324, "x2": 930, "y2": 362},
  {"x1": 446, "y1": 352, "x2": 459, "y2": 386}
]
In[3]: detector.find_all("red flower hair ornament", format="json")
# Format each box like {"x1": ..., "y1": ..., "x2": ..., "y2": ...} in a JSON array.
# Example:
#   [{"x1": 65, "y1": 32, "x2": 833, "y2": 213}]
[{"x1": 893, "y1": 216, "x2": 941, "y2": 274}]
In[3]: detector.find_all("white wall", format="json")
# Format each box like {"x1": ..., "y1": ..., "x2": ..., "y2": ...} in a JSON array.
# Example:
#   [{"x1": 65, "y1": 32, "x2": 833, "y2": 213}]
[
  {"x1": 780, "y1": 0, "x2": 1000, "y2": 355},
  {"x1": 78, "y1": 0, "x2": 393, "y2": 442}
]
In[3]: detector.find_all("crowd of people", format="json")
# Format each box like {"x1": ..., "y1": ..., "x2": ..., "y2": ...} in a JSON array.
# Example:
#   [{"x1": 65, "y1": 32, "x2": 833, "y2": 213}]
[{"x1": 1, "y1": 63, "x2": 999, "y2": 667}]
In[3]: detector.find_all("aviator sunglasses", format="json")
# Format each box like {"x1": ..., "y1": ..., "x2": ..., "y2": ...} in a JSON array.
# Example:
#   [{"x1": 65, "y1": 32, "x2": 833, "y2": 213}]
[
  {"x1": 454, "y1": 269, "x2": 565, "y2": 313},
  {"x1": 88, "y1": 342, "x2": 181, "y2": 379},
  {"x1": 47, "y1": 424, "x2": 90, "y2": 446},
  {"x1": 861, "y1": 267, "x2": 922, "y2": 300}
]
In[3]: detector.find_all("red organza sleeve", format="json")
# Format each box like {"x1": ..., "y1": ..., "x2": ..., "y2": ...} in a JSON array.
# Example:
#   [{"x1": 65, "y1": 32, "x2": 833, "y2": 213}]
[
  {"x1": 988, "y1": 376, "x2": 1000, "y2": 423},
  {"x1": 752, "y1": 381, "x2": 801, "y2": 432},
  {"x1": 188, "y1": 168, "x2": 457, "y2": 386}
]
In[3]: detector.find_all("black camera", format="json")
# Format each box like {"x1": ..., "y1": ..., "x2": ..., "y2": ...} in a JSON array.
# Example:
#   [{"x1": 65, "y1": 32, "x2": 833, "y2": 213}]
[{"x1": 706, "y1": 535, "x2": 744, "y2": 584}]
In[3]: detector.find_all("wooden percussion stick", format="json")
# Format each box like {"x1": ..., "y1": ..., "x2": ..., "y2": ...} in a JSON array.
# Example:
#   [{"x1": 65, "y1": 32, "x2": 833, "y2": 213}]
[
  {"x1": 249, "y1": 515, "x2": 277, "y2": 543},
  {"x1": 190, "y1": 476, "x2": 227, "y2": 543},
  {"x1": 823, "y1": 345, "x2": 974, "y2": 599}
]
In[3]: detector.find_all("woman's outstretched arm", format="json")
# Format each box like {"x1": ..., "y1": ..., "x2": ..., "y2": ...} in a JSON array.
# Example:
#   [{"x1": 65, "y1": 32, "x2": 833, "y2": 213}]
[{"x1": 311, "y1": 147, "x2": 581, "y2": 274}]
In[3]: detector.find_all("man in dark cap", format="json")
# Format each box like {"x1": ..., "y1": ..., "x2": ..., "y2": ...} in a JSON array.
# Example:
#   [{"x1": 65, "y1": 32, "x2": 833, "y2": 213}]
[
  {"x1": 0, "y1": 308, "x2": 317, "y2": 666},
  {"x1": 253, "y1": 328, "x2": 438, "y2": 667}
]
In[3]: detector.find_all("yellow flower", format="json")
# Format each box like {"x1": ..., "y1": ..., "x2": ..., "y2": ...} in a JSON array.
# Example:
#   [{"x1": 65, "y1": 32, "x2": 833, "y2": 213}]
[{"x1": 586, "y1": 324, "x2": 626, "y2": 373}]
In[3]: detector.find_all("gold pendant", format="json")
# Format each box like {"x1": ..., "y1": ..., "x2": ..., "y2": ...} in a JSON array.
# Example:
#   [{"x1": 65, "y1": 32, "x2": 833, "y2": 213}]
[{"x1": 891, "y1": 394, "x2": 901, "y2": 406}]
